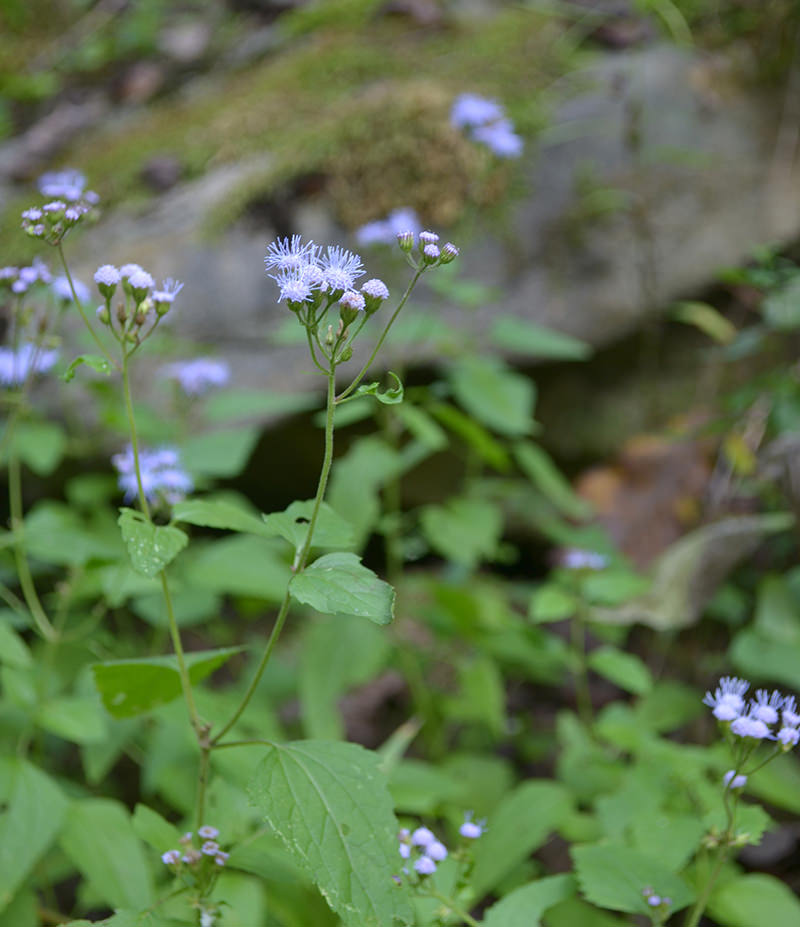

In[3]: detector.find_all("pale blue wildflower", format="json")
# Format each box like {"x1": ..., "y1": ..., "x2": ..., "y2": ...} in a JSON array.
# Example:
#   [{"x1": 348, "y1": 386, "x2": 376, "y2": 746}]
[
  {"x1": 339, "y1": 290, "x2": 365, "y2": 313},
  {"x1": 52, "y1": 274, "x2": 89, "y2": 303},
  {"x1": 414, "y1": 856, "x2": 437, "y2": 876},
  {"x1": 161, "y1": 358, "x2": 230, "y2": 396},
  {"x1": 201, "y1": 840, "x2": 219, "y2": 856},
  {"x1": 112, "y1": 445, "x2": 192, "y2": 504},
  {"x1": 151, "y1": 278, "x2": 184, "y2": 309},
  {"x1": 161, "y1": 849, "x2": 181, "y2": 865},
  {"x1": 120, "y1": 263, "x2": 144, "y2": 279},
  {"x1": 460, "y1": 811, "x2": 486, "y2": 839},
  {"x1": 198, "y1": 825, "x2": 219, "y2": 840},
  {"x1": 451, "y1": 93, "x2": 505, "y2": 129},
  {"x1": 356, "y1": 207, "x2": 422, "y2": 246},
  {"x1": 703, "y1": 677, "x2": 749, "y2": 722},
  {"x1": 472, "y1": 118, "x2": 524, "y2": 158},
  {"x1": 427, "y1": 840, "x2": 448, "y2": 861},
  {"x1": 361, "y1": 279, "x2": 389, "y2": 301},
  {"x1": 94, "y1": 264, "x2": 121, "y2": 297},
  {"x1": 264, "y1": 235, "x2": 317, "y2": 275},
  {"x1": 38, "y1": 169, "x2": 87, "y2": 202},
  {"x1": 399, "y1": 843, "x2": 411, "y2": 859},
  {"x1": 751, "y1": 689, "x2": 784, "y2": 725},
  {"x1": 214, "y1": 852, "x2": 229, "y2": 867},
  {"x1": 411, "y1": 827, "x2": 435, "y2": 848},
  {"x1": 0, "y1": 343, "x2": 59, "y2": 387},
  {"x1": 730, "y1": 715, "x2": 773, "y2": 740},
  {"x1": 128, "y1": 269, "x2": 154, "y2": 295},
  {"x1": 320, "y1": 245, "x2": 364, "y2": 294},
  {"x1": 778, "y1": 726, "x2": 800, "y2": 747},
  {"x1": 723, "y1": 770, "x2": 747, "y2": 789},
  {"x1": 783, "y1": 696, "x2": 800, "y2": 727}
]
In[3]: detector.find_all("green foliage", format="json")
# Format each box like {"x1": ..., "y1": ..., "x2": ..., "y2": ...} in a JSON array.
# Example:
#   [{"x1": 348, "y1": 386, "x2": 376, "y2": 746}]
[
  {"x1": 248, "y1": 741, "x2": 414, "y2": 926},
  {"x1": 290, "y1": 552, "x2": 395, "y2": 624},
  {"x1": 118, "y1": 508, "x2": 188, "y2": 578}
]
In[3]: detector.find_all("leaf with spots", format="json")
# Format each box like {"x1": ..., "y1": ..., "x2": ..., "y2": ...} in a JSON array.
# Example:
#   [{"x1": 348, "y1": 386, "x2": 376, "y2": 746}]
[
  {"x1": 248, "y1": 740, "x2": 413, "y2": 927},
  {"x1": 118, "y1": 508, "x2": 188, "y2": 578}
]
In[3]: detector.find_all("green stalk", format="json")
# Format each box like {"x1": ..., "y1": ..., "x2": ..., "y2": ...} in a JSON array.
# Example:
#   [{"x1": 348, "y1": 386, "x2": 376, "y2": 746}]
[
  {"x1": 571, "y1": 603, "x2": 593, "y2": 728},
  {"x1": 684, "y1": 847, "x2": 728, "y2": 927},
  {"x1": 335, "y1": 269, "x2": 422, "y2": 403},
  {"x1": 212, "y1": 366, "x2": 338, "y2": 745},
  {"x1": 425, "y1": 890, "x2": 481, "y2": 927},
  {"x1": 121, "y1": 352, "x2": 202, "y2": 737}
]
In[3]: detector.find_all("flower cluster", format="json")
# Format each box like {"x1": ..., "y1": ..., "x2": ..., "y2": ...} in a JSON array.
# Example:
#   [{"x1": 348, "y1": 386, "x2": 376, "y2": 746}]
[
  {"x1": 112, "y1": 445, "x2": 192, "y2": 505},
  {"x1": 161, "y1": 358, "x2": 231, "y2": 397},
  {"x1": 642, "y1": 886, "x2": 672, "y2": 913},
  {"x1": 21, "y1": 170, "x2": 99, "y2": 246},
  {"x1": 0, "y1": 343, "x2": 59, "y2": 388},
  {"x1": 559, "y1": 548, "x2": 608, "y2": 571},
  {"x1": 162, "y1": 826, "x2": 229, "y2": 868},
  {"x1": 398, "y1": 813, "x2": 485, "y2": 879},
  {"x1": 703, "y1": 677, "x2": 800, "y2": 747},
  {"x1": 94, "y1": 263, "x2": 183, "y2": 345},
  {"x1": 355, "y1": 207, "x2": 423, "y2": 247},
  {"x1": 450, "y1": 93, "x2": 523, "y2": 159},
  {"x1": 52, "y1": 274, "x2": 90, "y2": 304},
  {"x1": 0, "y1": 258, "x2": 52, "y2": 296}
]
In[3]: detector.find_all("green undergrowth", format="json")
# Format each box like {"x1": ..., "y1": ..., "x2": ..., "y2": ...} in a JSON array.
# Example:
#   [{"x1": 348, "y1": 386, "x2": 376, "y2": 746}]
[{"x1": 49, "y1": 8, "x2": 570, "y2": 231}]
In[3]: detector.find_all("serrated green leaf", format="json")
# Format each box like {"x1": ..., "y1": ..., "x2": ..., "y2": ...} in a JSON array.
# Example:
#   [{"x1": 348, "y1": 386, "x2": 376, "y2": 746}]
[
  {"x1": 587, "y1": 646, "x2": 653, "y2": 695},
  {"x1": 93, "y1": 647, "x2": 243, "y2": 718},
  {"x1": 60, "y1": 800, "x2": 154, "y2": 910},
  {"x1": 263, "y1": 500, "x2": 354, "y2": 552},
  {"x1": 571, "y1": 844, "x2": 693, "y2": 915},
  {"x1": 173, "y1": 497, "x2": 272, "y2": 536},
  {"x1": 0, "y1": 760, "x2": 67, "y2": 914},
  {"x1": 450, "y1": 356, "x2": 536, "y2": 437},
  {"x1": 472, "y1": 781, "x2": 573, "y2": 898},
  {"x1": 419, "y1": 498, "x2": 503, "y2": 569},
  {"x1": 353, "y1": 371, "x2": 404, "y2": 405},
  {"x1": 709, "y1": 873, "x2": 800, "y2": 927},
  {"x1": 490, "y1": 316, "x2": 592, "y2": 360},
  {"x1": 62, "y1": 353, "x2": 112, "y2": 382},
  {"x1": 118, "y1": 509, "x2": 188, "y2": 578},
  {"x1": 484, "y1": 874, "x2": 576, "y2": 927},
  {"x1": 514, "y1": 442, "x2": 592, "y2": 520},
  {"x1": 290, "y1": 553, "x2": 394, "y2": 624},
  {"x1": 248, "y1": 740, "x2": 414, "y2": 927}
]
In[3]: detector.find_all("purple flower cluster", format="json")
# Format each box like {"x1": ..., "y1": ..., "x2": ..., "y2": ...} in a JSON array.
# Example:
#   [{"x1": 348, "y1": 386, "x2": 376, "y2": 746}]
[
  {"x1": 450, "y1": 93, "x2": 523, "y2": 159},
  {"x1": 52, "y1": 274, "x2": 90, "y2": 304},
  {"x1": 112, "y1": 445, "x2": 193, "y2": 505},
  {"x1": 22, "y1": 171, "x2": 99, "y2": 246},
  {"x1": 0, "y1": 343, "x2": 59, "y2": 388},
  {"x1": 355, "y1": 208, "x2": 423, "y2": 247},
  {"x1": 161, "y1": 358, "x2": 231, "y2": 397},
  {"x1": 560, "y1": 549, "x2": 608, "y2": 571},
  {"x1": 265, "y1": 235, "x2": 392, "y2": 320},
  {"x1": 0, "y1": 258, "x2": 52, "y2": 295},
  {"x1": 703, "y1": 677, "x2": 800, "y2": 747},
  {"x1": 642, "y1": 887, "x2": 671, "y2": 910},
  {"x1": 162, "y1": 826, "x2": 229, "y2": 870},
  {"x1": 398, "y1": 813, "x2": 485, "y2": 879}
]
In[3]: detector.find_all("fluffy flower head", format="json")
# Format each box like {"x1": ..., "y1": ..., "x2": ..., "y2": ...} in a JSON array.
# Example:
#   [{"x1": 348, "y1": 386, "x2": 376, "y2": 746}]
[
  {"x1": 112, "y1": 445, "x2": 192, "y2": 504},
  {"x1": 161, "y1": 358, "x2": 230, "y2": 396},
  {"x1": 0, "y1": 343, "x2": 59, "y2": 387}
]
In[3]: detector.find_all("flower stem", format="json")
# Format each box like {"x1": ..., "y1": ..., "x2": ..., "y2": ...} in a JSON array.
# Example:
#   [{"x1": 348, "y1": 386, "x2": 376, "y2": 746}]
[
  {"x1": 426, "y1": 890, "x2": 481, "y2": 927},
  {"x1": 56, "y1": 244, "x2": 118, "y2": 370},
  {"x1": 684, "y1": 847, "x2": 728, "y2": 927},
  {"x1": 335, "y1": 269, "x2": 422, "y2": 403},
  {"x1": 212, "y1": 365, "x2": 338, "y2": 745}
]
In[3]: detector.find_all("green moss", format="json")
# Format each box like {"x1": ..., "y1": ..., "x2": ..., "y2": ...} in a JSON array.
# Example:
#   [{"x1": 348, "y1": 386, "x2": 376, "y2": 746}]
[{"x1": 52, "y1": 8, "x2": 570, "y2": 231}]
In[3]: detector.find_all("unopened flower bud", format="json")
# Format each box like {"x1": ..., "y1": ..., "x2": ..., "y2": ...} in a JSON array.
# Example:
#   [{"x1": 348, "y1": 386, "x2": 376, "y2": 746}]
[
  {"x1": 339, "y1": 345, "x2": 353, "y2": 362},
  {"x1": 128, "y1": 269, "x2": 154, "y2": 303},
  {"x1": 94, "y1": 264, "x2": 121, "y2": 301},
  {"x1": 361, "y1": 278, "x2": 389, "y2": 315},
  {"x1": 96, "y1": 305, "x2": 110, "y2": 325},
  {"x1": 439, "y1": 242, "x2": 459, "y2": 264},
  {"x1": 422, "y1": 243, "x2": 440, "y2": 265},
  {"x1": 419, "y1": 231, "x2": 440, "y2": 246},
  {"x1": 339, "y1": 289, "x2": 365, "y2": 326},
  {"x1": 397, "y1": 230, "x2": 415, "y2": 252},
  {"x1": 325, "y1": 324, "x2": 335, "y2": 346}
]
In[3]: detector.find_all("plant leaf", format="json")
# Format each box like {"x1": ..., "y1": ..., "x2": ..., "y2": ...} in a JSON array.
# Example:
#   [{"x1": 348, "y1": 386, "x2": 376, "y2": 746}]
[
  {"x1": 0, "y1": 760, "x2": 67, "y2": 914},
  {"x1": 263, "y1": 500, "x2": 354, "y2": 552},
  {"x1": 62, "y1": 354, "x2": 112, "y2": 382},
  {"x1": 483, "y1": 874, "x2": 576, "y2": 927},
  {"x1": 118, "y1": 509, "x2": 188, "y2": 578},
  {"x1": 353, "y1": 371, "x2": 404, "y2": 405},
  {"x1": 708, "y1": 873, "x2": 800, "y2": 927},
  {"x1": 173, "y1": 497, "x2": 272, "y2": 536},
  {"x1": 93, "y1": 647, "x2": 243, "y2": 718},
  {"x1": 572, "y1": 844, "x2": 693, "y2": 915},
  {"x1": 490, "y1": 316, "x2": 592, "y2": 360},
  {"x1": 449, "y1": 355, "x2": 536, "y2": 437},
  {"x1": 248, "y1": 740, "x2": 413, "y2": 927},
  {"x1": 290, "y1": 552, "x2": 394, "y2": 624},
  {"x1": 587, "y1": 646, "x2": 653, "y2": 695}
]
